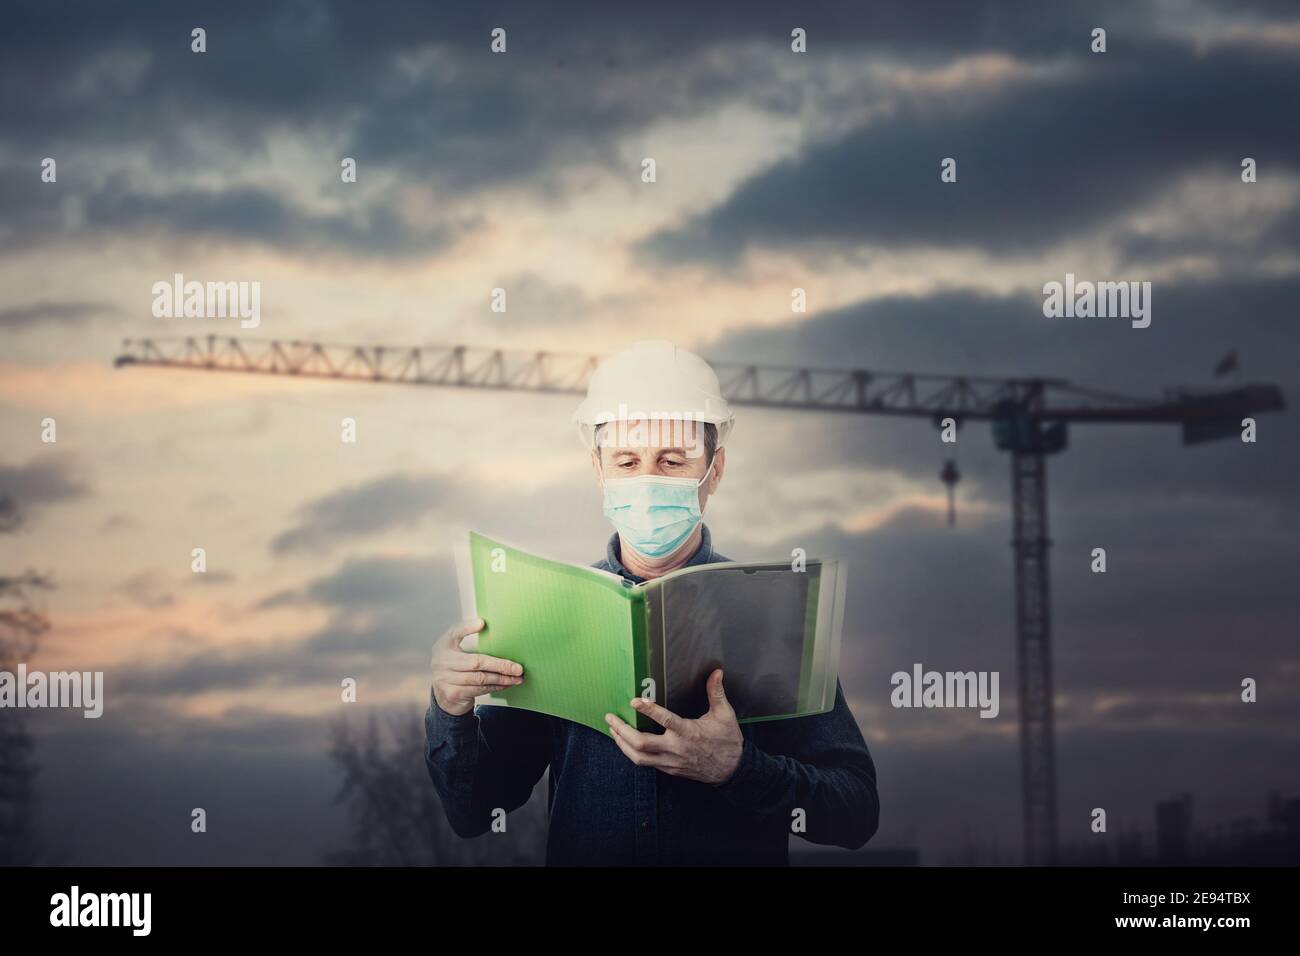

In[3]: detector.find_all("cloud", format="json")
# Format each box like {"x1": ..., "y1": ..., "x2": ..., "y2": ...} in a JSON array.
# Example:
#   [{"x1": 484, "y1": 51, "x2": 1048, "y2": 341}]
[
  {"x1": 270, "y1": 473, "x2": 452, "y2": 555},
  {"x1": 191, "y1": 570, "x2": 236, "y2": 586},
  {"x1": 706, "y1": 277, "x2": 1299, "y2": 509},
  {"x1": 0, "y1": 1, "x2": 1219, "y2": 262},
  {"x1": 112, "y1": 551, "x2": 459, "y2": 698},
  {"x1": 4, "y1": 2, "x2": 1297, "y2": 268},
  {"x1": 304, "y1": 553, "x2": 443, "y2": 609},
  {"x1": 99, "y1": 512, "x2": 140, "y2": 534},
  {"x1": 116, "y1": 569, "x2": 176, "y2": 609},
  {"x1": 482, "y1": 274, "x2": 629, "y2": 327},
  {"x1": 0, "y1": 458, "x2": 90, "y2": 511},
  {"x1": 112, "y1": 640, "x2": 337, "y2": 698},
  {"x1": 81, "y1": 183, "x2": 468, "y2": 259},
  {"x1": 0, "y1": 301, "x2": 116, "y2": 329},
  {"x1": 640, "y1": 45, "x2": 1300, "y2": 263},
  {"x1": 0, "y1": 174, "x2": 470, "y2": 259}
]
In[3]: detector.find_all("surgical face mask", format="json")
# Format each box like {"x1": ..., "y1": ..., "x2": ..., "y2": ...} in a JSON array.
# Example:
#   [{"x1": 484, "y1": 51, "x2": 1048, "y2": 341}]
[{"x1": 601, "y1": 462, "x2": 713, "y2": 560}]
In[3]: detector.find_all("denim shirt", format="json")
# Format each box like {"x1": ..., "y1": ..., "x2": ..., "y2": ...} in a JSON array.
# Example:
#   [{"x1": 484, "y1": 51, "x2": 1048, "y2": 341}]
[{"x1": 424, "y1": 525, "x2": 880, "y2": 865}]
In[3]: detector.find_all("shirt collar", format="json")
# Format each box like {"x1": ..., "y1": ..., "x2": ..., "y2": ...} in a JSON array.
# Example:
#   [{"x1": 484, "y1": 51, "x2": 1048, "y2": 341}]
[{"x1": 604, "y1": 524, "x2": 715, "y2": 584}]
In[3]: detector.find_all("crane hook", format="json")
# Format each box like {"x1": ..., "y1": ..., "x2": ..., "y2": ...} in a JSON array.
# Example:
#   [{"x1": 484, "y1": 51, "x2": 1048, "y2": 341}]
[{"x1": 940, "y1": 458, "x2": 960, "y2": 527}]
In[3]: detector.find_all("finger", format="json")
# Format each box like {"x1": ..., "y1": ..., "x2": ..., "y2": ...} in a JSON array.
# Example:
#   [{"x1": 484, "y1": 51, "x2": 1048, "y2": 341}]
[
  {"x1": 440, "y1": 688, "x2": 513, "y2": 707},
  {"x1": 443, "y1": 673, "x2": 523, "y2": 689},
  {"x1": 605, "y1": 713, "x2": 668, "y2": 753},
  {"x1": 448, "y1": 652, "x2": 524, "y2": 678},
  {"x1": 607, "y1": 724, "x2": 646, "y2": 765},
  {"x1": 605, "y1": 716, "x2": 669, "y2": 766},
  {"x1": 629, "y1": 697, "x2": 682, "y2": 733},
  {"x1": 436, "y1": 681, "x2": 517, "y2": 702},
  {"x1": 706, "y1": 668, "x2": 733, "y2": 716},
  {"x1": 444, "y1": 618, "x2": 485, "y2": 647}
]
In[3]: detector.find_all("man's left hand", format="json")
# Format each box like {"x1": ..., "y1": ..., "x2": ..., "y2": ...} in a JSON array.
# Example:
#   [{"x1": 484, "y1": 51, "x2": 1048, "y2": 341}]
[{"x1": 605, "y1": 668, "x2": 743, "y2": 784}]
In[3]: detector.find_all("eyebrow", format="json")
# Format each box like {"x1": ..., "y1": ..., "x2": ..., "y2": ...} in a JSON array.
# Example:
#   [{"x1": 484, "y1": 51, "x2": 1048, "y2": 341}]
[{"x1": 607, "y1": 447, "x2": 690, "y2": 456}]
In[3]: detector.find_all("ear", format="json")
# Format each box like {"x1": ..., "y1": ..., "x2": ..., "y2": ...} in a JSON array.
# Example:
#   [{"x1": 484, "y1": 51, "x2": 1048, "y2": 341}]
[
  {"x1": 590, "y1": 449, "x2": 604, "y2": 486},
  {"x1": 706, "y1": 447, "x2": 725, "y2": 494}
]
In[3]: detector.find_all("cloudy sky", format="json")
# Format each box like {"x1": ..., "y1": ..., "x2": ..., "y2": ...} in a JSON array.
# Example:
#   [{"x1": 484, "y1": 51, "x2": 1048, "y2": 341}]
[{"x1": 3, "y1": 0, "x2": 1298, "y2": 864}]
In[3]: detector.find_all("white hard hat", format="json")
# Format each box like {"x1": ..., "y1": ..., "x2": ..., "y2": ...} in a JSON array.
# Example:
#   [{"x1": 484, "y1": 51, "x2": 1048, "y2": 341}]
[{"x1": 573, "y1": 340, "x2": 735, "y2": 451}]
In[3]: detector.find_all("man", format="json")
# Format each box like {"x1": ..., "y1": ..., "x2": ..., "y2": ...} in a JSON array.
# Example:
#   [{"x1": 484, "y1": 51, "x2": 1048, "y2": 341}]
[{"x1": 425, "y1": 340, "x2": 879, "y2": 865}]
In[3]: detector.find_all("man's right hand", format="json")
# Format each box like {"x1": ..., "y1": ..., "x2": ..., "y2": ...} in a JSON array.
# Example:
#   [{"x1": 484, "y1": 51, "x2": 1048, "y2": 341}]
[{"x1": 431, "y1": 618, "x2": 525, "y2": 716}]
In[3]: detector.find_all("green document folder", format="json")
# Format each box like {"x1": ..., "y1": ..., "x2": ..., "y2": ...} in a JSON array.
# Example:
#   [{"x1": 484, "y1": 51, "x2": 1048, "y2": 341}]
[{"x1": 459, "y1": 532, "x2": 846, "y2": 736}]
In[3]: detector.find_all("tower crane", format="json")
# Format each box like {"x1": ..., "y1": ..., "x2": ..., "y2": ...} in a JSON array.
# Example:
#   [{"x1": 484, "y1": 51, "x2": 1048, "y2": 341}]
[{"x1": 114, "y1": 334, "x2": 1285, "y2": 864}]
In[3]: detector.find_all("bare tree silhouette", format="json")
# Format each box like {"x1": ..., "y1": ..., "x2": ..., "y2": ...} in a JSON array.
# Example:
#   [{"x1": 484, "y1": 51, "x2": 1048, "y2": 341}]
[
  {"x1": 325, "y1": 707, "x2": 548, "y2": 866},
  {"x1": 0, "y1": 494, "x2": 53, "y2": 865}
]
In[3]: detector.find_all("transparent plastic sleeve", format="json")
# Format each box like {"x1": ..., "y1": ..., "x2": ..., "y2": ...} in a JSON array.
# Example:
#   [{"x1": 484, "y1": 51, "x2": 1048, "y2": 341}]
[{"x1": 644, "y1": 559, "x2": 845, "y2": 722}]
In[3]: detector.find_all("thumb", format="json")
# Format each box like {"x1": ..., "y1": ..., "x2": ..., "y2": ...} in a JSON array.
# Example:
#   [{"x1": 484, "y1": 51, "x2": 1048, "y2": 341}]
[{"x1": 707, "y1": 668, "x2": 732, "y2": 715}]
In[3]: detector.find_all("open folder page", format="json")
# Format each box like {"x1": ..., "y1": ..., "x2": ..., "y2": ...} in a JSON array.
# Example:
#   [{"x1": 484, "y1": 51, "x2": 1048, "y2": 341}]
[
  {"x1": 460, "y1": 532, "x2": 845, "y2": 736},
  {"x1": 464, "y1": 532, "x2": 641, "y2": 734}
]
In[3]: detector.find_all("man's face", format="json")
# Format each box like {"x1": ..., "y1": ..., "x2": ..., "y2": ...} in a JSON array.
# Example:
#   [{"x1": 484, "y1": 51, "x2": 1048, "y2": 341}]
[{"x1": 592, "y1": 417, "x2": 725, "y2": 511}]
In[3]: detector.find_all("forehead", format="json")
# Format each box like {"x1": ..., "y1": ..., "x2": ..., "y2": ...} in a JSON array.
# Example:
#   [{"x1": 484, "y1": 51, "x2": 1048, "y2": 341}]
[{"x1": 596, "y1": 417, "x2": 704, "y2": 451}]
